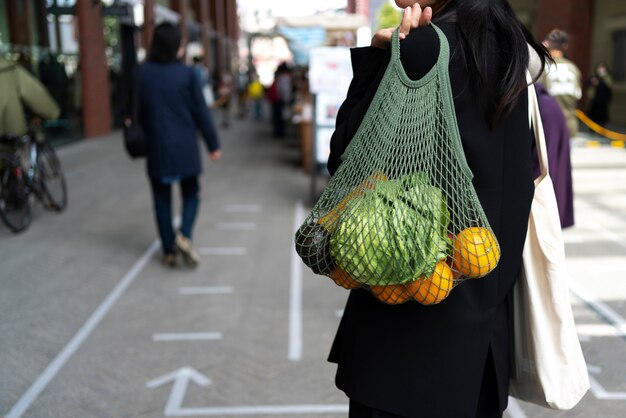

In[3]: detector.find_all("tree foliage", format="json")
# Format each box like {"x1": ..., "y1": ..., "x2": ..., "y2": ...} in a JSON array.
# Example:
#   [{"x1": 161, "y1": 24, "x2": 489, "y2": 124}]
[{"x1": 375, "y1": 2, "x2": 402, "y2": 31}]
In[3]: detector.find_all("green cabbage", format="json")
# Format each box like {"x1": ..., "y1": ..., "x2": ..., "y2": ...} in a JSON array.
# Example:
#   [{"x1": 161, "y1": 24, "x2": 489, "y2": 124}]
[{"x1": 330, "y1": 173, "x2": 451, "y2": 285}]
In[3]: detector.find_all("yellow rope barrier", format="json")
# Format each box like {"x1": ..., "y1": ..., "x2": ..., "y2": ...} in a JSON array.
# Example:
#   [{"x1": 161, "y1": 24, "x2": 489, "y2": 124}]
[{"x1": 576, "y1": 110, "x2": 626, "y2": 141}]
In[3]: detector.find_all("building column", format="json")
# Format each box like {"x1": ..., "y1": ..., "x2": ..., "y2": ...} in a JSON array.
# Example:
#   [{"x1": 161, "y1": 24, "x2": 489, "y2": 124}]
[
  {"x1": 76, "y1": 0, "x2": 112, "y2": 138},
  {"x1": 144, "y1": 0, "x2": 155, "y2": 52},
  {"x1": 534, "y1": 0, "x2": 593, "y2": 81},
  {"x1": 171, "y1": 0, "x2": 189, "y2": 59},
  {"x1": 210, "y1": 0, "x2": 226, "y2": 75},
  {"x1": 192, "y1": 0, "x2": 212, "y2": 68},
  {"x1": 6, "y1": 0, "x2": 31, "y2": 50},
  {"x1": 226, "y1": 0, "x2": 239, "y2": 71}
]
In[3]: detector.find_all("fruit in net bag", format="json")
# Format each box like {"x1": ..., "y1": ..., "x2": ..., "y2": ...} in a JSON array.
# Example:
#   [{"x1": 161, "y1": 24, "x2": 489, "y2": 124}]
[
  {"x1": 452, "y1": 227, "x2": 500, "y2": 278},
  {"x1": 406, "y1": 261, "x2": 454, "y2": 305},
  {"x1": 295, "y1": 221, "x2": 335, "y2": 275}
]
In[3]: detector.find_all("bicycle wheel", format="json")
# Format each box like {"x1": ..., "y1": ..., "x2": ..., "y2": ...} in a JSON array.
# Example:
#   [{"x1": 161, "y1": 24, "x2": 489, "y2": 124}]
[
  {"x1": 0, "y1": 154, "x2": 32, "y2": 233},
  {"x1": 38, "y1": 143, "x2": 67, "y2": 211}
]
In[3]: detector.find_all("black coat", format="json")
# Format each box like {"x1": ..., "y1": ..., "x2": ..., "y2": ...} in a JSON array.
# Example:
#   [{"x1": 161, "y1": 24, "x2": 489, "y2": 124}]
[
  {"x1": 139, "y1": 61, "x2": 219, "y2": 179},
  {"x1": 327, "y1": 22, "x2": 534, "y2": 418}
]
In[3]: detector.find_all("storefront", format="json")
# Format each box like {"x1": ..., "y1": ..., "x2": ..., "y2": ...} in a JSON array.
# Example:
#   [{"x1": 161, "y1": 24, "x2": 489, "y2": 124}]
[{"x1": 0, "y1": 0, "x2": 240, "y2": 143}]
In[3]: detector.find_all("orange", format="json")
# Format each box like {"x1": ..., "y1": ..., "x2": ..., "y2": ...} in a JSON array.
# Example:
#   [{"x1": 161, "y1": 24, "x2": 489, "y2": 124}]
[
  {"x1": 330, "y1": 267, "x2": 361, "y2": 290},
  {"x1": 318, "y1": 172, "x2": 388, "y2": 229},
  {"x1": 452, "y1": 227, "x2": 500, "y2": 278},
  {"x1": 370, "y1": 284, "x2": 410, "y2": 305},
  {"x1": 406, "y1": 261, "x2": 454, "y2": 305}
]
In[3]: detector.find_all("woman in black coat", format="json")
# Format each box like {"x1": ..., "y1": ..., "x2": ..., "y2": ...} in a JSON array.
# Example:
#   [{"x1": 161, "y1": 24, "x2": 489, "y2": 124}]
[
  {"x1": 326, "y1": 1, "x2": 549, "y2": 417},
  {"x1": 139, "y1": 23, "x2": 221, "y2": 267}
]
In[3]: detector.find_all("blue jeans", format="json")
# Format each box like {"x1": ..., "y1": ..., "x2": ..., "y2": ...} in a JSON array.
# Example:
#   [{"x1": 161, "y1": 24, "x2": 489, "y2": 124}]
[{"x1": 150, "y1": 176, "x2": 200, "y2": 255}]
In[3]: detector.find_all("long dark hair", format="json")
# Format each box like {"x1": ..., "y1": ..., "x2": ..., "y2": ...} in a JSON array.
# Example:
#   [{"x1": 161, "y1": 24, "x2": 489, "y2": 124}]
[
  {"x1": 437, "y1": 0, "x2": 551, "y2": 128},
  {"x1": 149, "y1": 22, "x2": 181, "y2": 64}
]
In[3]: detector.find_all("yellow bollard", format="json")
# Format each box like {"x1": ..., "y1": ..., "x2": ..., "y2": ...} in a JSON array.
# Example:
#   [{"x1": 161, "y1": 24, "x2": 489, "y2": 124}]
[{"x1": 587, "y1": 140, "x2": 601, "y2": 148}]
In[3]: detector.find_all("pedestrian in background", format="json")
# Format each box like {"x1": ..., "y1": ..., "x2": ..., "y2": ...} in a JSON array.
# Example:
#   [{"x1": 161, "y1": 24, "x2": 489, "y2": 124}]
[
  {"x1": 138, "y1": 22, "x2": 222, "y2": 267},
  {"x1": 326, "y1": 1, "x2": 550, "y2": 417},
  {"x1": 535, "y1": 82, "x2": 574, "y2": 228},
  {"x1": 586, "y1": 62, "x2": 613, "y2": 127},
  {"x1": 247, "y1": 70, "x2": 265, "y2": 121},
  {"x1": 540, "y1": 28, "x2": 582, "y2": 138},
  {"x1": 0, "y1": 56, "x2": 60, "y2": 138},
  {"x1": 192, "y1": 56, "x2": 214, "y2": 107},
  {"x1": 268, "y1": 62, "x2": 292, "y2": 138}
]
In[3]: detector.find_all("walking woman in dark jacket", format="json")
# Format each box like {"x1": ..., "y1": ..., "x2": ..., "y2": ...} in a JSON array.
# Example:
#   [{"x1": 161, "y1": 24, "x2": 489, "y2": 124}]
[
  {"x1": 327, "y1": 1, "x2": 550, "y2": 417},
  {"x1": 139, "y1": 23, "x2": 221, "y2": 267}
]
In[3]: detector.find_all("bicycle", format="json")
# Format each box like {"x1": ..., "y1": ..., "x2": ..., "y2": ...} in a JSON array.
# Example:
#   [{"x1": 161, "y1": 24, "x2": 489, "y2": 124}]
[{"x1": 0, "y1": 130, "x2": 67, "y2": 233}]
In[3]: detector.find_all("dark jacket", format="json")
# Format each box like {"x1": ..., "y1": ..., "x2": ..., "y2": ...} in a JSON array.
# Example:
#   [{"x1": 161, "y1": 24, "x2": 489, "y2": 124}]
[
  {"x1": 327, "y1": 22, "x2": 534, "y2": 418},
  {"x1": 139, "y1": 61, "x2": 219, "y2": 179}
]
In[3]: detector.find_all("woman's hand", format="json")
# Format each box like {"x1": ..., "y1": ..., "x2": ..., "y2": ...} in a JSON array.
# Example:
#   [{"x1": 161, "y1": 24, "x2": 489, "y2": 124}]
[
  {"x1": 371, "y1": 4, "x2": 432, "y2": 49},
  {"x1": 209, "y1": 150, "x2": 222, "y2": 161}
]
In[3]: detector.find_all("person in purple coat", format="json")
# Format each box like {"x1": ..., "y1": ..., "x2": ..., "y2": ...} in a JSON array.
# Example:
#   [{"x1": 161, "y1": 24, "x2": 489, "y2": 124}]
[{"x1": 534, "y1": 82, "x2": 575, "y2": 228}]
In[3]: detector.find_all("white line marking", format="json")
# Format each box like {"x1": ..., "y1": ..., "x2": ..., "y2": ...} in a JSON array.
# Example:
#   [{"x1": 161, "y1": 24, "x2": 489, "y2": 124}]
[
  {"x1": 153, "y1": 333, "x2": 223, "y2": 342},
  {"x1": 178, "y1": 286, "x2": 234, "y2": 295},
  {"x1": 588, "y1": 374, "x2": 626, "y2": 400},
  {"x1": 577, "y1": 324, "x2": 623, "y2": 337},
  {"x1": 164, "y1": 404, "x2": 350, "y2": 416},
  {"x1": 198, "y1": 247, "x2": 247, "y2": 256},
  {"x1": 587, "y1": 222, "x2": 626, "y2": 249},
  {"x1": 216, "y1": 222, "x2": 257, "y2": 231},
  {"x1": 335, "y1": 309, "x2": 344, "y2": 318},
  {"x1": 223, "y1": 204, "x2": 262, "y2": 213},
  {"x1": 569, "y1": 280, "x2": 626, "y2": 336},
  {"x1": 288, "y1": 200, "x2": 305, "y2": 361},
  {"x1": 505, "y1": 397, "x2": 528, "y2": 418},
  {"x1": 6, "y1": 240, "x2": 160, "y2": 418},
  {"x1": 587, "y1": 364, "x2": 603, "y2": 374}
]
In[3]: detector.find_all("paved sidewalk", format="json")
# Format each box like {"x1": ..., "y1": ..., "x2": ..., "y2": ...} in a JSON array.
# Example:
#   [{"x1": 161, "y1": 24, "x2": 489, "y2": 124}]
[{"x1": 1, "y1": 117, "x2": 625, "y2": 418}]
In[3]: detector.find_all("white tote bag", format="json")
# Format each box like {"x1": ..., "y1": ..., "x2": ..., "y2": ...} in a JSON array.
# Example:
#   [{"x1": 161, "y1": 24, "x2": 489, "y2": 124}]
[{"x1": 508, "y1": 80, "x2": 590, "y2": 410}]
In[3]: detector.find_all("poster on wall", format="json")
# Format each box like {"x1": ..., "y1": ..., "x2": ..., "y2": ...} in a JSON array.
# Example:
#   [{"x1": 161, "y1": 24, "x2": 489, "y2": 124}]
[
  {"x1": 315, "y1": 127, "x2": 335, "y2": 165},
  {"x1": 315, "y1": 93, "x2": 346, "y2": 126},
  {"x1": 309, "y1": 47, "x2": 352, "y2": 95}
]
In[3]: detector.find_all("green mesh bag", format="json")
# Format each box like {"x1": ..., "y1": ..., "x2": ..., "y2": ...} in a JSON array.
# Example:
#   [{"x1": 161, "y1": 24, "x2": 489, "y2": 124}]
[{"x1": 295, "y1": 24, "x2": 500, "y2": 305}]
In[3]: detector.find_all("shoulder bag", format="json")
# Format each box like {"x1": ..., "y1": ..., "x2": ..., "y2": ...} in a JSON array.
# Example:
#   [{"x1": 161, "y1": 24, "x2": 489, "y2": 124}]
[{"x1": 508, "y1": 78, "x2": 590, "y2": 409}]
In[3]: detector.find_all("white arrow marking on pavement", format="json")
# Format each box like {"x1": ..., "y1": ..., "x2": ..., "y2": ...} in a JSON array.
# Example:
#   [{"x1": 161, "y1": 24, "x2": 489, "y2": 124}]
[
  {"x1": 152, "y1": 333, "x2": 223, "y2": 342},
  {"x1": 288, "y1": 200, "x2": 305, "y2": 361},
  {"x1": 160, "y1": 404, "x2": 349, "y2": 416},
  {"x1": 217, "y1": 222, "x2": 257, "y2": 230},
  {"x1": 178, "y1": 286, "x2": 234, "y2": 295},
  {"x1": 7, "y1": 239, "x2": 161, "y2": 418},
  {"x1": 146, "y1": 368, "x2": 348, "y2": 416},
  {"x1": 198, "y1": 247, "x2": 248, "y2": 256},
  {"x1": 146, "y1": 367, "x2": 212, "y2": 416},
  {"x1": 223, "y1": 204, "x2": 262, "y2": 213}
]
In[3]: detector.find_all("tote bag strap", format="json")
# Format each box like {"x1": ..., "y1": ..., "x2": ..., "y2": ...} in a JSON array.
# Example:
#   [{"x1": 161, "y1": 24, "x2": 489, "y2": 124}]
[{"x1": 526, "y1": 73, "x2": 549, "y2": 182}]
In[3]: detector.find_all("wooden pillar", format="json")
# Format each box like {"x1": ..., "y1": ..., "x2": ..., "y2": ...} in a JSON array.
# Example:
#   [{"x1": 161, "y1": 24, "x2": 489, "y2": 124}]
[
  {"x1": 171, "y1": 0, "x2": 189, "y2": 48},
  {"x1": 534, "y1": 0, "x2": 593, "y2": 81},
  {"x1": 143, "y1": 0, "x2": 155, "y2": 53},
  {"x1": 210, "y1": 0, "x2": 226, "y2": 75},
  {"x1": 195, "y1": 0, "x2": 212, "y2": 68},
  {"x1": 7, "y1": 0, "x2": 31, "y2": 48},
  {"x1": 76, "y1": 0, "x2": 112, "y2": 138}
]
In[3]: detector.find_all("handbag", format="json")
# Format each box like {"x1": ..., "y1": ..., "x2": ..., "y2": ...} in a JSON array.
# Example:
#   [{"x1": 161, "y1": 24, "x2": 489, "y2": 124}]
[
  {"x1": 123, "y1": 65, "x2": 147, "y2": 159},
  {"x1": 508, "y1": 78, "x2": 590, "y2": 409},
  {"x1": 295, "y1": 24, "x2": 499, "y2": 306}
]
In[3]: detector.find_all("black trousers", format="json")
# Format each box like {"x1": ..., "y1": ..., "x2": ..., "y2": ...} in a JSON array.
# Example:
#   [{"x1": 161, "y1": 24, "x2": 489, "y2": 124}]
[{"x1": 349, "y1": 349, "x2": 503, "y2": 418}]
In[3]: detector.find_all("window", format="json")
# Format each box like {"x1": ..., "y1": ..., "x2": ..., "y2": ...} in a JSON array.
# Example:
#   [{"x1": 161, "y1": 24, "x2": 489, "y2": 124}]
[{"x1": 614, "y1": 29, "x2": 626, "y2": 82}]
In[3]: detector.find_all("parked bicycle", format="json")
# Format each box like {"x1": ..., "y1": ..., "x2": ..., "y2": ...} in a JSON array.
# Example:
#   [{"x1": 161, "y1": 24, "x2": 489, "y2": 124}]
[{"x1": 0, "y1": 130, "x2": 67, "y2": 233}]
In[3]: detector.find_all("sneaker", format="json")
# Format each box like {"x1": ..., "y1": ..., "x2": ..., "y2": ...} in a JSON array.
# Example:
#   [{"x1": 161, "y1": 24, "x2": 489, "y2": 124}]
[
  {"x1": 162, "y1": 253, "x2": 177, "y2": 268},
  {"x1": 174, "y1": 234, "x2": 200, "y2": 266}
]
